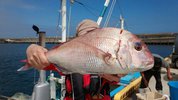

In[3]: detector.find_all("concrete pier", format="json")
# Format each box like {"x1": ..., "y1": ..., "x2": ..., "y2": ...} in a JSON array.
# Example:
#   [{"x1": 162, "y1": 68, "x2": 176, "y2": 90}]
[
  {"x1": 0, "y1": 33, "x2": 177, "y2": 45},
  {"x1": 137, "y1": 33, "x2": 176, "y2": 45}
]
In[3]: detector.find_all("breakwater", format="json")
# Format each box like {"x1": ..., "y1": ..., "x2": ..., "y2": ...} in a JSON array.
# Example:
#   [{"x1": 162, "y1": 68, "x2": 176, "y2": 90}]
[{"x1": 0, "y1": 33, "x2": 177, "y2": 45}]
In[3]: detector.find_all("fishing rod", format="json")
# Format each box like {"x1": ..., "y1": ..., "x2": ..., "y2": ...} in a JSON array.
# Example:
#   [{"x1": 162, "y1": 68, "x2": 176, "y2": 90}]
[{"x1": 97, "y1": 0, "x2": 110, "y2": 25}]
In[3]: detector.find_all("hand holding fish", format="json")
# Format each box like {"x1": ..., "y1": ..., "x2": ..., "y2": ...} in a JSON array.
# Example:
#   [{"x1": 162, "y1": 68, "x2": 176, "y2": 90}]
[{"x1": 26, "y1": 44, "x2": 50, "y2": 70}]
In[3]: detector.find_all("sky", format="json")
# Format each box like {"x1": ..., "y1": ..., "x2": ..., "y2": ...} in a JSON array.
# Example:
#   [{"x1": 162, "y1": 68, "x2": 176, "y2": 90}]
[{"x1": 0, "y1": 0, "x2": 178, "y2": 38}]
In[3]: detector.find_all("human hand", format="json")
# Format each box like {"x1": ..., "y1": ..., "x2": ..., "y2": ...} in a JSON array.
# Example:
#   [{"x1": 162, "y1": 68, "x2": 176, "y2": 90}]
[
  {"x1": 167, "y1": 74, "x2": 173, "y2": 80},
  {"x1": 26, "y1": 44, "x2": 50, "y2": 70}
]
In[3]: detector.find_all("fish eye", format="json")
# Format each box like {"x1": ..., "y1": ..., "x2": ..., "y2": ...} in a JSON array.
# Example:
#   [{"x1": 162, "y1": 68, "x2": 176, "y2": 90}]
[{"x1": 134, "y1": 42, "x2": 142, "y2": 51}]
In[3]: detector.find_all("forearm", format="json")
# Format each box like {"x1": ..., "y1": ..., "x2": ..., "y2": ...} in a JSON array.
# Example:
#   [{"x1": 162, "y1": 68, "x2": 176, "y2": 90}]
[
  {"x1": 166, "y1": 67, "x2": 173, "y2": 80},
  {"x1": 166, "y1": 67, "x2": 171, "y2": 76}
]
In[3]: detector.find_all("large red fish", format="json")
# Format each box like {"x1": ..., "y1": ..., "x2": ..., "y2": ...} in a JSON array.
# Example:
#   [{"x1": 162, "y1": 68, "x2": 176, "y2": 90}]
[{"x1": 19, "y1": 28, "x2": 154, "y2": 74}]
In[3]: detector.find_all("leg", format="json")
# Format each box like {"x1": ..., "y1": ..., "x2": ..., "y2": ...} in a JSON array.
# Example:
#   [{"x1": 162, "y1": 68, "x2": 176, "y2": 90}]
[
  {"x1": 71, "y1": 73, "x2": 85, "y2": 100},
  {"x1": 140, "y1": 70, "x2": 153, "y2": 88},
  {"x1": 153, "y1": 71, "x2": 163, "y2": 91}
]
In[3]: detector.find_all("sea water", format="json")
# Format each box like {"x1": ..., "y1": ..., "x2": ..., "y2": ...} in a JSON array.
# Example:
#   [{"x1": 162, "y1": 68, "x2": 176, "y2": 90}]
[{"x1": 0, "y1": 44, "x2": 173, "y2": 96}]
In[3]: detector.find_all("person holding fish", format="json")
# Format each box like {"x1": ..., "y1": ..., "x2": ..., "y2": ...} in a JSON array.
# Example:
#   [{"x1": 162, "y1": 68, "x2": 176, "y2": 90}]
[
  {"x1": 140, "y1": 54, "x2": 173, "y2": 94},
  {"x1": 24, "y1": 19, "x2": 154, "y2": 99}
]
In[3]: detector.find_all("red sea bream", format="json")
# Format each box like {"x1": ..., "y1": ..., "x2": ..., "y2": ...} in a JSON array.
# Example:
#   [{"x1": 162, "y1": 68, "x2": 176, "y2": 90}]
[{"x1": 44, "y1": 28, "x2": 154, "y2": 74}]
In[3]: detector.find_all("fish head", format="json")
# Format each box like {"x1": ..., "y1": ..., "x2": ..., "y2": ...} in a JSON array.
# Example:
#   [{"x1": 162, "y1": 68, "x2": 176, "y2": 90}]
[{"x1": 116, "y1": 31, "x2": 154, "y2": 72}]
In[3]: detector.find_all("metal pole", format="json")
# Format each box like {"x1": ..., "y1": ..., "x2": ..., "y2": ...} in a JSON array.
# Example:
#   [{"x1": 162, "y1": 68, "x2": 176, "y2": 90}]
[
  {"x1": 32, "y1": 31, "x2": 50, "y2": 100},
  {"x1": 50, "y1": 73, "x2": 56, "y2": 99},
  {"x1": 61, "y1": 0, "x2": 67, "y2": 42},
  {"x1": 49, "y1": 0, "x2": 67, "y2": 99},
  {"x1": 60, "y1": 0, "x2": 66, "y2": 99},
  {"x1": 39, "y1": 31, "x2": 46, "y2": 82}
]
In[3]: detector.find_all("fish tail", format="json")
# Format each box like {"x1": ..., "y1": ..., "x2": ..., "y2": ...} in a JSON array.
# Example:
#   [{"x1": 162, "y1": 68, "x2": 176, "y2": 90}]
[
  {"x1": 17, "y1": 63, "x2": 31, "y2": 71},
  {"x1": 17, "y1": 59, "x2": 31, "y2": 71},
  {"x1": 18, "y1": 59, "x2": 64, "y2": 75}
]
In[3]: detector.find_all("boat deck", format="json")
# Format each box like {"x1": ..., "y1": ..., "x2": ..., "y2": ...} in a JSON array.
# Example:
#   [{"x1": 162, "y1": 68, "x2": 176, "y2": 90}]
[
  {"x1": 111, "y1": 67, "x2": 178, "y2": 100},
  {"x1": 0, "y1": 68, "x2": 177, "y2": 100}
]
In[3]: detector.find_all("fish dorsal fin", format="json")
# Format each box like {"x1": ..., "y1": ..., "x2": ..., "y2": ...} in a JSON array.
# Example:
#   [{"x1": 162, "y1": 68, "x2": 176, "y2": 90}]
[{"x1": 76, "y1": 19, "x2": 99, "y2": 36}]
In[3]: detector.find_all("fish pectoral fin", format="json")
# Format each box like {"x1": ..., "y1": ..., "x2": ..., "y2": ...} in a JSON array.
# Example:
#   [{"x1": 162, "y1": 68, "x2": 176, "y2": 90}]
[
  {"x1": 104, "y1": 52, "x2": 117, "y2": 66},
  {"x1": 43, "y1": 64, "x2": 65, "y2": 76}
]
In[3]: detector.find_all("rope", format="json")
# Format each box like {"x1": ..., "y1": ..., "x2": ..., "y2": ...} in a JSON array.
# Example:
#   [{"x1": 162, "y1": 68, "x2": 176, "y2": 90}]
[
  {"x1": 104, "y1": 0, "x2": 116, "y2": 27},
  {"x1": 74, "y1": 0, "x2": 98, "y2": 17}
]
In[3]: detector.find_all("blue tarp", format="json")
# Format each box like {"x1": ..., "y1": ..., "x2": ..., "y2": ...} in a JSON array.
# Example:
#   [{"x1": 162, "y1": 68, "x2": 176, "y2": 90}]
[{"x1": 110, "y1": 72, "x2": 141, "y2": 97}]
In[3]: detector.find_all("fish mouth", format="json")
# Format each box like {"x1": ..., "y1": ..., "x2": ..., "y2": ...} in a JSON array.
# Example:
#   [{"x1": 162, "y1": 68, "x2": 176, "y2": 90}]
[
  {"x1": 141, "y1": 60, "x2": 154, "y2": 66},
  {"x1": 132, "y1": 61, "x2": 154, "y2": 72},
  {"x1": 145, "y1": 61, "x2": 154, "y2": 66},
  {"x1": 140, "y1": 61, "x2": 154, "y2": 71}
]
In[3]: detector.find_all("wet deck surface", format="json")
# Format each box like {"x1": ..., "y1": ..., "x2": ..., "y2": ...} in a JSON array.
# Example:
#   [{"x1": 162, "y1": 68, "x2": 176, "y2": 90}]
[{"x1": 149, "y1": 67, "x2": 178, "y2": 96}]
